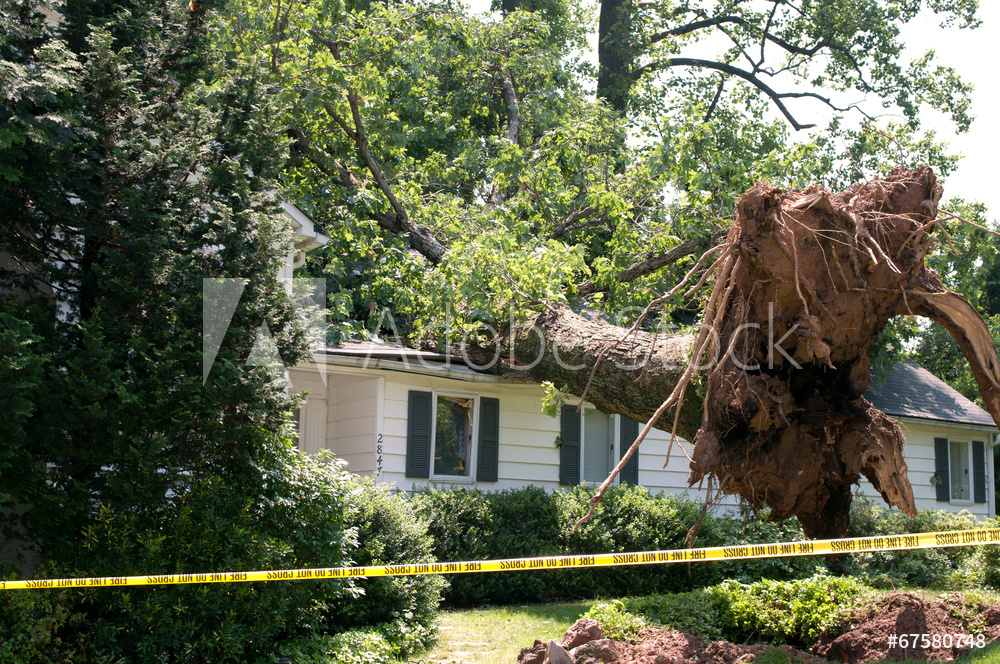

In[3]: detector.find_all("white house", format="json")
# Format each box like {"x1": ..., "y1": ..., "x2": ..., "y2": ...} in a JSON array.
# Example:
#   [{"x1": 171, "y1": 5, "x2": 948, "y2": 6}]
[{"x1": 290, "y1": 345, "x2": 999, "y2": 519}]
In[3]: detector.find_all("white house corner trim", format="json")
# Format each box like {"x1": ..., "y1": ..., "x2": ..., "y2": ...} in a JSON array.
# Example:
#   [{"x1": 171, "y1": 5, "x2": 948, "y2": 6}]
[{"x1": 375, "y1": 376, "x2": 386, "y2": 480}]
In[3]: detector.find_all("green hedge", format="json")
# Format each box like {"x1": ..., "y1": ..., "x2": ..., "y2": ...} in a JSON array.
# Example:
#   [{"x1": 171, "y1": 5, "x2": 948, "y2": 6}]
[
  {"x1": 597, "y1": 573, "x2": 872, "y2": 649},
  {"x1": 831, "y1": 493, "x2": 999, "y2": 590},
  {"x1": 413, "y1": 485, "x2": 997, "y2": 607},
  {"x1": 412, "y1": 484, "x2": 819, "y2": 606},
  {"x1": 0, "y1": 452, "x2": 444, "y2": 663}
]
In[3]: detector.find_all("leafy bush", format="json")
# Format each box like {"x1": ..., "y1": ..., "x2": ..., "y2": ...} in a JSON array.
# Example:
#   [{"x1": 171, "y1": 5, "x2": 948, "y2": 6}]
[
  {"x1": 0, "y1": 450, "x2": 444, "y2": 663},
  {"x1": 0, "y1": 562, "x2": 98, "y2": 664},
  {"x1": 413, "y1": 485, "x2": 560, "y2": 605},
  {"x1": 326, "y1": 477, "x2": 445, "y2": 655},
  {"x1": 47, "y1": 449, "x2": 358, "y2": 663},
  {"x1": 613, "y1": 573, "x2": 870, "y2": 648},
  {"x1": 624, "y1": 590, "x2": 727, "y2": 641},
  {"x1": 710, "y1": 574, "x2": 871, "y2": 646},
  {"x1": 581, "y1": 599, "x2": 645, "y2": 640},
  {"x1": 287, "y1": 627, "x2": 397, "y2": 664},
  {"x1": 414, "y1": 484, "x2": 817, "y2": 606},
  {"x1": 833, "y1": 493, "x2": 985, "y2": 589}
]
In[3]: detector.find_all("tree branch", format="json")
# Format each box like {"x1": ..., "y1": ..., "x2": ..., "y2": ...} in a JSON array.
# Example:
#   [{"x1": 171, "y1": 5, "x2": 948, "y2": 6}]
[
  {"x1": 630, "y1": 58, "x2": 832, "y2": 130},
  {"x1": 575, "y1": 238, "x2": 708, "y2": 296},
  {"x1": 488, "y1": 72, "x2": 523, "y2": 209},
  {"x1": 546, "y1": 206, "x2": 599, "y2": 240},
  {"x1": 306, "y1": 29, "x2": 448, "y2": 265}
]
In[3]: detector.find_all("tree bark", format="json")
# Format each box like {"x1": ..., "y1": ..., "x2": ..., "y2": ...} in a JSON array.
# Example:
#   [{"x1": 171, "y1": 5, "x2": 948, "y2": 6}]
[{"x1": 597, "y1": 0, "x2": 633, "y2": 113}]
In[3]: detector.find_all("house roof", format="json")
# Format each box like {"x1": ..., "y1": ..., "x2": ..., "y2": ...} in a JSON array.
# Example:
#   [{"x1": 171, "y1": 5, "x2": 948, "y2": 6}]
[{"x1": 865, "y1": 360, "x2": 997, "y2": 429}]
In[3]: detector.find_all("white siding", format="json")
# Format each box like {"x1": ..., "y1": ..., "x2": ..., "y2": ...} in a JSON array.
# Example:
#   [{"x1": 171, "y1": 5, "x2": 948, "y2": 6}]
[
  {"x1": 295, "y1": 362, "x2": 995, "y2": 518},
  {"x1": 327, "y1": 373, "x2": 378, "y2": 474},
  {"x1": 289, "y1": 368, "x2": 378, "y2": 473},
  {"x1": 330, "y1": 365, "x2": 739, "y2": 508},
  {"x1": 855, "y1": 418, "x2": 996, "y2": 520}
]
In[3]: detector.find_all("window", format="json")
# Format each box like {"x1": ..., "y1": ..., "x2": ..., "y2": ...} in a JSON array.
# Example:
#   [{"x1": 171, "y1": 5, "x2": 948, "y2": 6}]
[
  {"x1": 934, "y1": 436, "x2": 987, "y2": 505},
  {"x1": 560, "y1": 404, "x2": 639, "y2": 486},
  {"x1": 434, "y1": 395, "x2": 475, "y2": 477},
  {"x1": 406, "y1": 391, "x2": 499, "y2": 482},
  {"x1": 583, "y1": 409, "x2": 613, "y2": 484},
  {"x1": 950, "y1": 440, "x2": 971, "y2": 502}
]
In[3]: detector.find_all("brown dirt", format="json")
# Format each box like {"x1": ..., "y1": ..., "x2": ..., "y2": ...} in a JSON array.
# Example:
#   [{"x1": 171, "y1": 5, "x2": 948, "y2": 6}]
[
  {"x1": 523, "y1": 597, "x2": 1000, "y2": 664},
  {"x1": 612, "y1": 628, "x2": 824, "y2": 664},
  {"x1": 686, "y1": 165, "x2": 1000, "y2": 538},
  {"x1": 814, "y1": 593, "x2": 989, "y2": 663}
]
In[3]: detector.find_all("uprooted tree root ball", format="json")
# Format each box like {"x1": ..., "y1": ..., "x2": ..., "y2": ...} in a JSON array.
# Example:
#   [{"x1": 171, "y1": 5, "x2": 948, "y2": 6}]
[{"x1": 688, "y1": 165, "x2": 1000, "y2": 538}]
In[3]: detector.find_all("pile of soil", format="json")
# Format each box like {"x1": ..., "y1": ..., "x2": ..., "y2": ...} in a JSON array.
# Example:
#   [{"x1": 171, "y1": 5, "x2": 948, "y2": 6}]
[{"x1": 518, "y1": 593, "x2": 1000, "y2": 664}]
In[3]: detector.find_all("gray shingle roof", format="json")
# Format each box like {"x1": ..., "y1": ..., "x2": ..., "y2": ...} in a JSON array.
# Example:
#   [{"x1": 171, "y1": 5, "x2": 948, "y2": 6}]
[{"x1": 866, "y1": 360, "x2": 997, "y2": 429}]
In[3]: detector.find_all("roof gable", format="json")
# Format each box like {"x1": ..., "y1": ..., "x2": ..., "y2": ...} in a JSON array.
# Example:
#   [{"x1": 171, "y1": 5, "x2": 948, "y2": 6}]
[{"x1": 866, "y1": 360, "x2": 996, "y2": 429}]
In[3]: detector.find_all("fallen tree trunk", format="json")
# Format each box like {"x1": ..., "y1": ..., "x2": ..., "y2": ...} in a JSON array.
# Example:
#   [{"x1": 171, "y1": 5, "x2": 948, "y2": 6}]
[{"x1": 488, "y1": 165, "x2": 1000, "y2": 539}]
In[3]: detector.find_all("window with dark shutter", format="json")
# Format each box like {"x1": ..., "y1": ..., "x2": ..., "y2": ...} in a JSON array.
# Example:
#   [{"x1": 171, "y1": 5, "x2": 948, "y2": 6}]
[
  {"x1": 934, "y1": 437, "x2": 950, "y2": 502},
  {"x1": 477, "y1": 397, "x2": 500, "y2": 482},
  {"x1": 559, "y1": 404, "x2": 580, "y2": 485},
  {"x1": 619, "y1": 417, "x2": 640, "y2": 485},
  {"x1": 973, "y1": 440, "x2": 987, "y2": 504},
  {"x1": 406, "y1": 391, "x2": 432, "y2": 478}
]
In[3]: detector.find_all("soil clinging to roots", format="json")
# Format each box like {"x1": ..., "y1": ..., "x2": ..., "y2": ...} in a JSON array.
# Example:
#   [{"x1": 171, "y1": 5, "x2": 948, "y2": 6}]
[{"x1": 687, "y1": 165, "x2": 1000, "y2": 538}]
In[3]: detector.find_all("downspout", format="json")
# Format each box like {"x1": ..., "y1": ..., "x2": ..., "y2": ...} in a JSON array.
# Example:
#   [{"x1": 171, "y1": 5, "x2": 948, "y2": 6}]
[{"x1": 992, "y1": 433, "x2": 999, "y2": 520}]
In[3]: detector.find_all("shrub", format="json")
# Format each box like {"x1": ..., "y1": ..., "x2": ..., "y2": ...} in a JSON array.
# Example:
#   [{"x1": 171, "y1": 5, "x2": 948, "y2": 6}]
[
  {"x1": 0, "y1": 449, "x2": 444, "y2": 664},
  {"x1": 581, "y1": 599, "x2": 645, "y2": 640},
  {"x1": 614, "y1": 574, "x2": 870, "y2": 648},
  {"x1": 287, "y1": 627, "x2": 397, "y2": 664},
  {"x1": 833, "y1": 493, "x2": 984, "y2": 589},
  {"x1": 0, "y1": 562, "x2": 98, "y2": 664},
  {"x1": 325, "y1": 477, "x2": 445, "y2": 655},
  {"x1": 710, "y1": 573, "x2": 871, "y2": 646},
  {"x1": 413, "y1": 485, "x2": 560, "y2": 606},
  {"x1": 624, "y1": 590, "x2": 727, "y2": 641},
  {"x1": 47, "y1": 449, "x2": 358, "y2": 664},
  {"x1": 414, "y1": 484, "x2": 818, "y2": 606}
]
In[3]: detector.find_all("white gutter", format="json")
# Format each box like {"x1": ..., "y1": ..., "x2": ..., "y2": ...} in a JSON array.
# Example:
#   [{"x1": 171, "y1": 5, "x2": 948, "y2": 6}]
[
  {"x1": 895, "y1": 415, "x2": 999, "y2": 435},
  {"x1": 310, "y1": 353, "x2": 539, "y2": 386}
]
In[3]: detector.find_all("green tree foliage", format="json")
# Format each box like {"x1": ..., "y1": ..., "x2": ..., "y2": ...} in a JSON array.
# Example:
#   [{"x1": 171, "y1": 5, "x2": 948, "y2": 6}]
[
  {"x1": 1, "y1": 0, "x2": 303, "y2": 546},
  {"x1": 223, "y1": 0, "x2": 983, "y2": 343}
]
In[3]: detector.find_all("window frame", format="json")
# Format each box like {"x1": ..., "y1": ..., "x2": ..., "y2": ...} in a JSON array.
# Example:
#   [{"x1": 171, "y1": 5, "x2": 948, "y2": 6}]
[
  {"x1": 949, "y1": 437, "x2": 974, "y2": 505},
  {"x1": 429, "y1": 390, "x2": 480, "y2": 483},
  {"x1": 576, "y1": 403, "x2": 620, "y2": 487}
]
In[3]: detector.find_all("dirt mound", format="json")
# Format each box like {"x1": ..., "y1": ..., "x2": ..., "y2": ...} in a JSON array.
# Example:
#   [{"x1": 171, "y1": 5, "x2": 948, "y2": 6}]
[
  {"x1": 519, "y1": 622, "x2": 821, "y2": 664},
  {"x1": 521, "y1": 597, "x2": 1000, "y2": 664},
  {"x1": 814, "y1": 593, "x2": 991, "y2": 663}
]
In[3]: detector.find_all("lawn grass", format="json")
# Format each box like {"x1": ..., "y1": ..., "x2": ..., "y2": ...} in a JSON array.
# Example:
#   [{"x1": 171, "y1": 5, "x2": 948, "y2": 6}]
[
  {"x1": 870, "y1": 640, "x2": 1000, "y2": 663},
  {"x1": 418, "y1": 601, "x2": 590, "y2": 664}
]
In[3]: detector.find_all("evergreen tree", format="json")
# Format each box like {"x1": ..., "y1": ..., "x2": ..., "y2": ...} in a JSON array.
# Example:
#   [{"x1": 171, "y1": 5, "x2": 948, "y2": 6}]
[{"x1": 1, "y1": 2, "x2": 363, "y2": 660}]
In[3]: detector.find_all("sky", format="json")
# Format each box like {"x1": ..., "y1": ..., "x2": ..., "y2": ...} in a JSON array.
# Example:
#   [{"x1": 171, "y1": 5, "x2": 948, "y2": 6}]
[
  {"x1": 899, "y1": 3, "x2": 1000, "y2": 222},
  {"x1": 465, "y1": 0, "x2": 1000, "y2": 224}
]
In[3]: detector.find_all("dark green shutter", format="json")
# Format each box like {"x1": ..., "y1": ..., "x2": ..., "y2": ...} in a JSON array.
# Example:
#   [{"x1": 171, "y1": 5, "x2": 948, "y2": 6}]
[
  {"x1": 934, "y1": 437, "x2": 950, "y2": 502},
  {"x1": 406, "y1": 391, "x2": 432, "y2": 478},
  {"x1": 619, "y1": 417, "x2": 640, "y2": 485},
  {"x1": 973, "y1": 440, "x2": 987, "y2": 504},
  {"x1": 559, "y1": 405, "x2": 580, "y2": 485},
  {"x1": 477, "y1": 397, "x2": 500, "y2": 482}
]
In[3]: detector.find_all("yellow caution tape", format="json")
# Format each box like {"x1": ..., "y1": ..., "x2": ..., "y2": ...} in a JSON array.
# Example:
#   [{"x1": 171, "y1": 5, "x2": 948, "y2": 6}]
[{"x1": 4, "y1": 528, "x2": 999, "y2": 591}]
